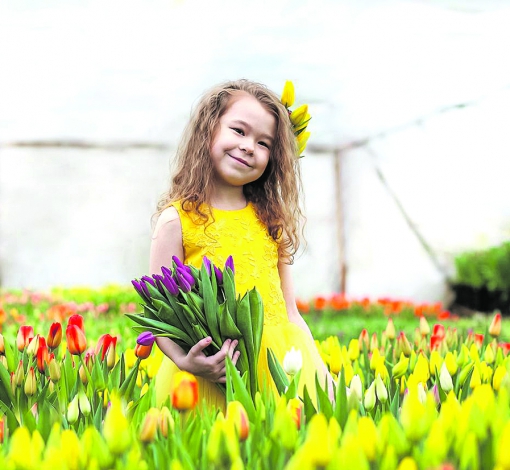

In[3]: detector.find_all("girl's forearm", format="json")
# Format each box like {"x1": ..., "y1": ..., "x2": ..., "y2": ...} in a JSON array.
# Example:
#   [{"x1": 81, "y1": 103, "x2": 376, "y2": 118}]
[
  {"x1": 288, "y1": 313, "x2": 315, "y2": 343},
  {"x1": 155, "y1": 337, "x2": 187, "y2": 370}
]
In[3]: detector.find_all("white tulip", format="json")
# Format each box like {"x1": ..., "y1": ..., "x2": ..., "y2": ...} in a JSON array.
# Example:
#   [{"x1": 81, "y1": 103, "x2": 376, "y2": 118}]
[
  {"x1": 349, "y1": 375, "x2": 363, "y2": 402},
  {"x1": 283, "y1": 347, "x2": 303, "y2": 376},
  {"x1": 439, "y1": 362, "x2": 453, "y2": 392}
]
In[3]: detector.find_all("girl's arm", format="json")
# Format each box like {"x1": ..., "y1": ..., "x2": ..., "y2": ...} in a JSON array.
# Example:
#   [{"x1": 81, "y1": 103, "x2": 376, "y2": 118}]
[
  {"x1": 278, "y1": 259, "x2": 315, "y2": 341},
  {"x1": 150, "y1": 207, "x2": 239, "y2": 383},
  {"x1": 278, "y1": 259, "x2": 334, "y2": 399}
]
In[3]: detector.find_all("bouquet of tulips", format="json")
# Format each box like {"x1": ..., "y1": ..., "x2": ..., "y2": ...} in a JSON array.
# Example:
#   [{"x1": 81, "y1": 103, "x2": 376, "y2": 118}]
[{"x1": 127, "y1": 256, "x2": 263, "y2": 398}]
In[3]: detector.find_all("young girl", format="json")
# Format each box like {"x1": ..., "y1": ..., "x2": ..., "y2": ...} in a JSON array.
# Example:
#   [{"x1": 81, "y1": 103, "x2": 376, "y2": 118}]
[{"x1": 150, "y1": 79, "x2": 330, "y2": 409}]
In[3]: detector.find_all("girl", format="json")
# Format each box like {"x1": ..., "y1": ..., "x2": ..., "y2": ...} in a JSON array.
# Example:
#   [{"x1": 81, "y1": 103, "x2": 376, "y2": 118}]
[{"x1": 150, "y1": 79, "x2": 330, "y2": 409}]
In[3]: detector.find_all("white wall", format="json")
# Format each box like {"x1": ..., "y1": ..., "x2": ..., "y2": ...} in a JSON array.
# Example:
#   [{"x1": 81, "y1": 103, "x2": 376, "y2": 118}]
[{"x1": 1, "y1": 0, "x2": 509, "y2": 303}]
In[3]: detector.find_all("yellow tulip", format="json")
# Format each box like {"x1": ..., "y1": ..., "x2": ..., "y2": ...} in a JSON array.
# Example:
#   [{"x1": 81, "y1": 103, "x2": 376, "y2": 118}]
[
  {"x1": 280, "y1": 80, "x2": 295, "y2": 108},
  {"x1": 484, "y1": 343, "x2": 495, "y2": 364},
  {"x1": 375, "y1": 374, "x2": 388, "y2": 403},
  {"x1": 171, "y1": 371, "x2": 199, "y2": 411},
  {"x1": 139, "y1": 408, "x2": 159, "y2": 443},
  {"x1": 470, "y1": 363, "x2": 481, "y2": 389},
  {"x1": 270, "y1": 397, "x2": 297, "y2": 450},
  {"x1": 385, "y1": 318, "x2": 396, "y2": 340},
  {"x1": 290, "y1": 104, "x2": 309, "y2": 127},
  {"x1": 8, "y1": 427, "x2": 34, "y2": 469},
  {"x1": 392, "y1": 353, "x2": 409, "y2": 379},
  {"x1": 297, "y1": 131, "x2": 311, "y2": 156},
  {"x1": 413, "y1": 353, "x2": 430, "y2": 384},
  {"x1": 103, "y1": 395, "x2": 131, "y2": 455},
  {"x1": 493, "y1": 365, "x2": 507, "y2": 391},
  {"x1": 61, "y1": 429, "x2": 82, "y2": 470},
  {"x1": 496, "y1": 421, "x2": 510, "y2": 468},
  {"x1": 226, "y1": 401, "x2": 250, "y2": 441},
  {"x1": 444, "y1": 351, "x2": 458, "y2": 376},
  {"x1": 419, "y1": 316, "x2": 430, "y2": 337},
  {"x1": 24, "y1": 366, "x2": 37, "y2": 396},
  {"x1": 364, "y1": 382, "x2": 377, "y2": 411},
  {"x1": 397, "y1": 456, "x2": 418, "y2": 470},
  {"x1": 429, "y1": 350, "x2": 442, "y2": 376},
  {"x1": 348, "y1": 339, "x2": 360, "y2": 361},
  {"x1": 358, "y1": 416, "x2": 377, "y2": 461}
]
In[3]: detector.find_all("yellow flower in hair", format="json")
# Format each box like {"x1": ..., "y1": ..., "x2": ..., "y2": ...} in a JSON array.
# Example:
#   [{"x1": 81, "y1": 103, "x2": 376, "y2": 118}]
[
  {"x1": 297, "y1": 131, "x2": 311, "y2": 156},
  {"x1": 281, "y1": 81, "x2": 295, "y2": 108},
  {"x1": 290, "y1": 104, "x2": 309, "y2": 127}
]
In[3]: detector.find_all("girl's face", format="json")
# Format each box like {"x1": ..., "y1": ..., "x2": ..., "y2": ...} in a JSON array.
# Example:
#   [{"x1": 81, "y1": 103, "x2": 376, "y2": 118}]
[{"x1": 210, "y1": 93, "x2": 276, "y2": 190}]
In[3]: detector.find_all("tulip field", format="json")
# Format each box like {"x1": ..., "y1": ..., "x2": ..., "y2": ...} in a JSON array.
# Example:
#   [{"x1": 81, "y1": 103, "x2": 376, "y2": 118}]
[{"x1": 1, "y1": 287, "x2": 510, "y2": 469}]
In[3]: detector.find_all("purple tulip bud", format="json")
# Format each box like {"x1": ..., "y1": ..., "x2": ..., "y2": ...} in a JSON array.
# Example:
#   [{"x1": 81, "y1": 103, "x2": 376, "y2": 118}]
[
  {"x1": 214, "y1": 266, "x2": 223, "y2": 285},
  {"x1": 162, "y1": 274, "x2": 179, "y2": 296},
  {"x1": 172, "y1": 255, "x2": 192, "y2": 275},
  {"x1": 141, "y1": 275, "x2": 156, "y2": 287},
  {"x1": 152, "y1": 274, "x2": 166, "y2": 294},
  {"x1": 225, "y1": 255, "x2": 235, "y2": 274},
  {"x1": 177, "y1": 266, "x2": 195, "y2": 288},
  {"x1": 137, "y1": 331, "x2": 155, "y2": 346},
  {"x1": 203, "y1": 256, "x2": 212, "y2": 276},
  {"x1": 139, "y1": 280, "x2": 151, "y2": 299},
  {"x1": 175, "y1": 270, "x2": 191, "y2": 293},
  {"x1": 131, "y1": 279, "x2": 145, "y2": 298},
  {"x1": 161, "y1": 266, "x2": 173, "y2": 279}
]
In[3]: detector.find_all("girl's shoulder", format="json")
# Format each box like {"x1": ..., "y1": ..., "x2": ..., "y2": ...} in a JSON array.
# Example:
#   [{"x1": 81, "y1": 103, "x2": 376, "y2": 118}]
[{"x1": 152, "y1": 205, "x2": 180, "y2": 238}]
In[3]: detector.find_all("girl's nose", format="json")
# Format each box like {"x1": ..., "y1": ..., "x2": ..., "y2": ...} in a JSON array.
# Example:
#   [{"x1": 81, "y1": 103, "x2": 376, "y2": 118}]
[{"x1": 240, "y1": 139, "x2": 254, "y2": 155}]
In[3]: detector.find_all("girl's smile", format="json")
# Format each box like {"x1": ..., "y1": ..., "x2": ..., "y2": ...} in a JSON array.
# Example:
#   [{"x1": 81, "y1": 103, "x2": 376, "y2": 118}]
[{"x1": 210, "y1": 93, "x2": 276, "y2": 189}]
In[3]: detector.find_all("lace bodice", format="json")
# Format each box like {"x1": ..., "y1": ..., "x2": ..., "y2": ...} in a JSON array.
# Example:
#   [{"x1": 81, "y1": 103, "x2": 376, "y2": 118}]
[{"x1": 173, "y1": 202, "x2": 287, "y2": 325}]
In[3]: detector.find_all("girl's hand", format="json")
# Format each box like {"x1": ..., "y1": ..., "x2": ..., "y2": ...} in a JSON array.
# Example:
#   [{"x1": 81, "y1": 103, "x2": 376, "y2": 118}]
[{"x1": 180, "y1": 337, "x2": 240, "y2": 383}]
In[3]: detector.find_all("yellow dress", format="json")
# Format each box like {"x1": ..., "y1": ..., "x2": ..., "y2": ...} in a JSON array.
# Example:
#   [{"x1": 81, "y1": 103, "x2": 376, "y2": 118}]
[{"x1": 155, "y1": 202, "x2": 326, "y2": 410}]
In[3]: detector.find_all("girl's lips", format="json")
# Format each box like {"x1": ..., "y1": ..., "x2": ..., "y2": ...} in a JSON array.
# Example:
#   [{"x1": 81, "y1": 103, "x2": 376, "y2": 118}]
[{"x1": 229, "y1": 154, "x2": 250, "y2": 167}]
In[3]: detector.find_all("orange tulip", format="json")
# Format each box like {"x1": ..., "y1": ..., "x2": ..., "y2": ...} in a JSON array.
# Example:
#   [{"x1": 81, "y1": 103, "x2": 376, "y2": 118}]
[
  {"x1": 0, "y1": 333, "x2": 4, "y2": 354},
  {"x1": 47, "y1": 322, "x2": 62, "y2": 350},
  {"x1": 0, "y1": 416, "x2": 4, "y2": 444},
  {"x1": 16, "y1": 325, "x2": 34, "y2": 352},
  {"x1": 314, "y1": 296, "x2": 327, "y2": 311},
  {"x1": 36, "y1": 337, "x2": 49, "y2": 374},
  {"x1": 474, "y1": 334, "x2": 484, "y2": 350},
  {"x1": 66, "y1": 324, "x2": 87, "y2": 355},
  {"x1": 135, "y1": 343, "x2": 153, "y2": 359},
  {"x1": 171, "y1": 371, "x2": 199, "y2": 411},
  {"x1": 226, "y1": 401, "x2": 250, "y2": 441},
  {"x1": 287, "y1": 397, "x2": 304, "y2": 430},
  {"x1": 68, "y1": 314, "x2": 85, "y2": 334},
  {"x1": 489, "y1": 312, "x2": 502, "y2": 338}
]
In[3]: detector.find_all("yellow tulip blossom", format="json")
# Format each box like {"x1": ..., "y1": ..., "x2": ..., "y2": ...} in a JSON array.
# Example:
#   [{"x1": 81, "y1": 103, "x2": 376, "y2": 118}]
[
  {"x1": 493, "y1": 364, "x2": 507, "y2": 391},
  {"x1": 413, "y1": 353, "x2": 430, "y2": 384},
  {"x1": 397, "y1": 456, "x2": 418, "y2": 470},
  {"x1": 281, "y1": 80, "x2": 295, "y2": 108},
  {"x1": 444, "y1": 351, "x2": 458, "y2": 376},
  {"x1": 103, "y1": 395, "x2": 132, "y2": 455},
  {"x1": 348, "y1": 339, "x2": 360, "y2": 361},
  {"x1": 290, "y1": 104, "x2": 309, "y2": 127},
  {"x1": 358, "y1": 416, "x2": 378, "y2": 461},
  {"x1": 429, "y1": 350, "x2": 442, "y2": 376}
]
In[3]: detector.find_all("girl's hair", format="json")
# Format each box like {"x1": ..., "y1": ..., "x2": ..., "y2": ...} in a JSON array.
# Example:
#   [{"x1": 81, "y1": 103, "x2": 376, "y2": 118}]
[{"x1": 156, "y1": 79, "x2": 304, "y2": 261}]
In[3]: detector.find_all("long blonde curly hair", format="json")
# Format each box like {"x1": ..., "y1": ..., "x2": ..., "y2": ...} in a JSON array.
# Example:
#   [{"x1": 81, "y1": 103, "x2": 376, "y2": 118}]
[{"x1": 156, "y1": 79, "x2": 305, "y2": 262}]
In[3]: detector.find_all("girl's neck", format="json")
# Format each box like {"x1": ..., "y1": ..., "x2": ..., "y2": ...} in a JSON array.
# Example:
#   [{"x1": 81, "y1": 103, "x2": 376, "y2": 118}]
[{"x1": 210, "y1": 186, "x2": 247, "y2": 210}]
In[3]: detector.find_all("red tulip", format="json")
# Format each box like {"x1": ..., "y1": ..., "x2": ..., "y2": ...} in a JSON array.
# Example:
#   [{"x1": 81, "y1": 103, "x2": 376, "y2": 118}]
[
  {"x1": 430, "y1": 334, "x2": 442, "y2": 351},
  {"x1": 135, "y1": 343, "x2": 154, "y2": 360},
  {"x1": 36, "y1": 337, "x2": 49, "y2": 374},
  {"x1": 474, "y1": 334, "x2": 484, "y2": 350},
  {"x1": 47, "y1": 322, "x2": 62, "y2": 350},
  {"x1": 16, "y1": 325, "x2": 34, "y2": 352},
  {"x1": 95, "y1": 334, "x2": 117, "y2": 368},
  {"x1": 171, "y1": 371, "x2": 199, "y2": 411},
  {"x1": 433, "y1": 324, "x2": 445, "y2": 340},
  {"x1": 66, "y1": 324, "x2": 87, "y2": 355},
  {"x1": 489, "y1": 312, "x2": 502, "y2": 338},
  {"x1": 358, "y1": 329, "x2": 369, "y2": 351},
  {"x1": 0, "y1": 333, "x2": 4, "y2": 355},
  {"x1": 68, "y1": 314, "x2": 85, "y2": 335}
]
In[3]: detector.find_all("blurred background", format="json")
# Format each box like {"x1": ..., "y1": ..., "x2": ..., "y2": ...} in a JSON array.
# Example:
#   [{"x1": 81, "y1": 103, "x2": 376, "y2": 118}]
[{"x1": 1, "y1": 0, "x2": 509, "y2": 306}]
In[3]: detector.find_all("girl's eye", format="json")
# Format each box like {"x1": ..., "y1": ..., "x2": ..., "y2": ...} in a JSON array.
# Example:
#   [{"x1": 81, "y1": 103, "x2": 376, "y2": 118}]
[
  {"x1": 232, "y1": 128, "x2": 244, "y2": 135},
  {"x1": 259, "y1": 141, "x2": 270, "y2": 149}
]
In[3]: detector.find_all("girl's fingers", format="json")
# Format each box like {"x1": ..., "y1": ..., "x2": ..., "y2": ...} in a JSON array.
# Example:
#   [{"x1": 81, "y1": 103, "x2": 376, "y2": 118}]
[
  {"x1": 188, "y1": 337, "x2": 212, "y2": 356},
  {"x1": 228, "y1": 339, "x2": 239, "y2": 358},
  {"x1": 232, "y1": 350, "x2": 241, "y2": 366},
  {"x1": 213, "y1": 339, "x2": 231, "y2": 363}
]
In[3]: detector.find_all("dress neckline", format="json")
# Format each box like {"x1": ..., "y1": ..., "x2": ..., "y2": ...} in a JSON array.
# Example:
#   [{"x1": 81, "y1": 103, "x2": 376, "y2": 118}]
[{"x1": 210, "y1": 202, "x2": 252, "y2": 213}]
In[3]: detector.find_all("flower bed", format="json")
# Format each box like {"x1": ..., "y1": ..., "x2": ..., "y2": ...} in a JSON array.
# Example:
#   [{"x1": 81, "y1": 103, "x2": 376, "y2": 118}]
[{"x1": 1, "y1": 288, "x2": 510, "y2": 468}]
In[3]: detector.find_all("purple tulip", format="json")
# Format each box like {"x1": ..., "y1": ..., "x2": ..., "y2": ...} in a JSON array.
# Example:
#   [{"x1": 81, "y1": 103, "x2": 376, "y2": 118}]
[
  {"x1": 203, "y1": 256, "x2": 212, "y2": 276},
  {"x1": 161, "y1": 266, "x2": 173, "y2": 279},
  {"x1": 162, "y1": 273, "x2": 179, "y2": 296},
  {"x1": 225, "y1": 255, "x2": 235, "y2": 274},
  {"x1": 177, "y1": 266, "x2": 195, "y2": 288},
  {"x1": 214, "y1": 266, "x2": 223, "y2": 285},
  {"x1": 137, "y1": 331, "x2": 156, "y2": 346},
  {"x1": 152, "y1": 274, "x2": 166, "y2": 294},
  {"x1": 138, "y1": 280, "x2": 151, "y2": 299},
  {"x1": 131, "y1": 280, "x2": 146, "y2": 299},
  {"x1": 175, "y1": 270, "x2": 191, "y2": 293},
  {"x1": 141, "y1": 275, "x2": 156, "y2": 287},
  {"x1": 172, "y1": 255, "x2": 192, "y2": 275},
  {"x1": 431, "y1": 384, "x2": 440, "y2": 405}
]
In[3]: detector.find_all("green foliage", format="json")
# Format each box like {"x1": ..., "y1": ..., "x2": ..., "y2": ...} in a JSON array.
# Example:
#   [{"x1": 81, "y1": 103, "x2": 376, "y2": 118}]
[{"x1": 455, "y1": 241, "x2": 510, "y2": 291}]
